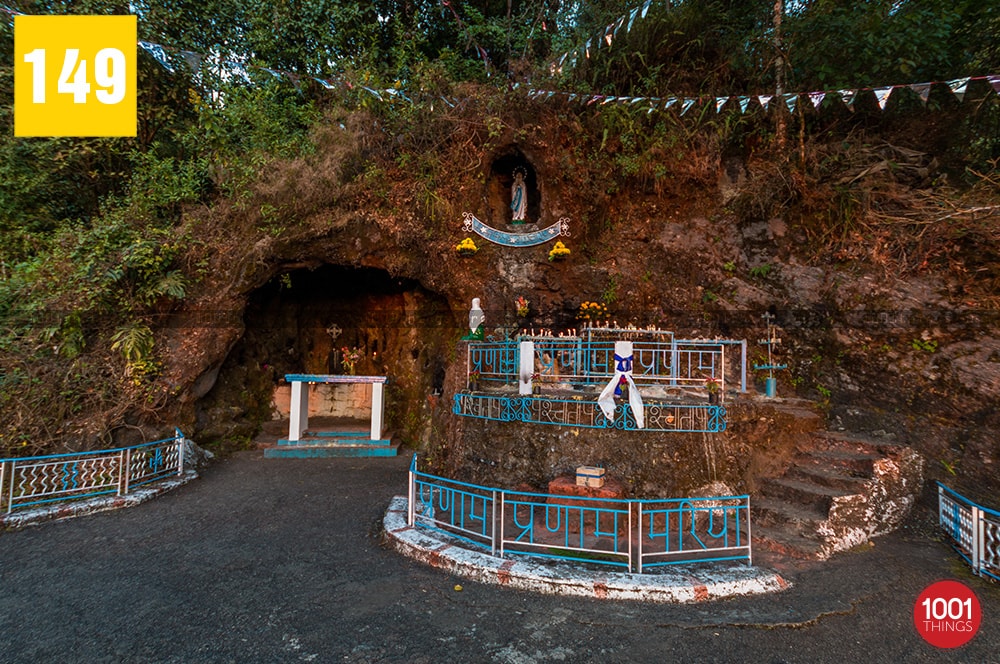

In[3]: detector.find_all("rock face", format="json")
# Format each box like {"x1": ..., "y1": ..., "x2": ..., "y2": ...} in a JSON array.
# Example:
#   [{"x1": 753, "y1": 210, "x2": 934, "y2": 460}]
[{"x1": 753, "y1": 432, "x2": 924, "y2": 559}]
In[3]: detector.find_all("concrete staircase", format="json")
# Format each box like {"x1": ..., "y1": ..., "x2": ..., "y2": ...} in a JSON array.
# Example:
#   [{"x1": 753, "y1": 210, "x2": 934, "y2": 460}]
[
  {"x1": 263, "y1": 430, "x2": 400, "y2": 459},
  {"x1": 752, "y1": 431, "x2": 923, "y2": 560}
]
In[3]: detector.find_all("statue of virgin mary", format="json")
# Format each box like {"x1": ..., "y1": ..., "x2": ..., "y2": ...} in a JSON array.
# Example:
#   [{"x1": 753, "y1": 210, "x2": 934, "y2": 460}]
[{"x1": 510, "y1": 168, "x2": 527, "y2": 223}]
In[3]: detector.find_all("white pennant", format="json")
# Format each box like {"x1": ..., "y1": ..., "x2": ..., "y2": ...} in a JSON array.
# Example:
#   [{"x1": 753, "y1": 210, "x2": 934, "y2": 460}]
[
  {"x1": 783, "y1": 93, "x2": 797, "y2": 114},
  {"x1": 628, "y1": 8, "x2": 638, "y2": 32},
  {"x1": 948, "y1": 77, "x2": 970, "y2": 102},
  {"x1": 716, "y1": 96, "x2": 729, "y2": 113},
  {"x1": 739, "y1": 97, "x2": 751, "y2": 114},
  {"x1": 838, "y1": 89, "x2": 856, "y2": 110},
  {"x1": 680, "y1": 98, "x2": 695, "y2": 115},
  {"x1": 642, "y1": 0, "x2": 652, "y2": 19},
  {"x1": 664, "y1": 98, "x2": 678, "y2": 110},
  {"x1": 757, "y1": 95, "x2": 772, "y2": 110},
  {"x1": 989, "y1": 75, "x2": 1000, "y2": 96},
  {"x1": 910, "y1": 82, "x2": 932, "y2": 104},
  {"x1": 808, "y1": 91, "x2": 825, "y2": 109},
  {"x1": 874, "y1": 86, "x2": 893, "y2": 109}
]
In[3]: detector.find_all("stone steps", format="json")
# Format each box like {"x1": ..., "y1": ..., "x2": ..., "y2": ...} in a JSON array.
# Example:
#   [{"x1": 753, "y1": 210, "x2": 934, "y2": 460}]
[
  {"x1": 264, "y1": 430, "x2": 399, "y2": 458},
  {"x1": 752, "y1": 430, "x2": 923, "y2": 560}
]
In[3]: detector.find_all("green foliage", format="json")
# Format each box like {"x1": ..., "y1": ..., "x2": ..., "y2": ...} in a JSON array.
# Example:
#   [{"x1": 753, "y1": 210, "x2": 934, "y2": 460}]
[
  {"x1": 749, "y1": 263, "x2": 772, "y2": 279},
  {"x1": 911, "y1": 338, "x2": 939, "y2": 353}
]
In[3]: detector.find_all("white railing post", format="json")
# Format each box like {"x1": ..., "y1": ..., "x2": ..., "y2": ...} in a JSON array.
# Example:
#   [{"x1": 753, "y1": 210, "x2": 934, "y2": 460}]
[
  {"x1": 973, "y1": 505, "x2": 983, "y2": 576},
  {"x1": 175, "y1": 429, "x2": 185, "y2": 475},
  {"x1": 746, "y1": 496, "x2": 753, "y2": 567},
  {"x1": 407, "y1": 460, "x2": 416, "y2": 527},
  {"x1": 6, "y1": 460, "x2": 14, "y2": 514},
  {"x1": 499, "y1": 491, "x2": 505, "y2": 559},
  {"x1": 490, "y1": 490, "x2": 498, "y2": 557},
  {"x1": 121, "y1": 448, "x2": 131, "y2": 496}
]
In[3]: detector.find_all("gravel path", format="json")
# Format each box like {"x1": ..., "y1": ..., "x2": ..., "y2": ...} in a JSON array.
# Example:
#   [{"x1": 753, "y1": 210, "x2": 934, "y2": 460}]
[{"x1": 0, "y1": 451, "x2": 996, "y2": 663}]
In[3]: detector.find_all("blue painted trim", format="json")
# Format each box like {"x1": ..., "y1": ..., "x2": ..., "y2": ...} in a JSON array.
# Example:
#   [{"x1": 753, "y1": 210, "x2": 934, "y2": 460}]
[{"x1": 285, "y1": 374, "x2": 387, "y2": 384}]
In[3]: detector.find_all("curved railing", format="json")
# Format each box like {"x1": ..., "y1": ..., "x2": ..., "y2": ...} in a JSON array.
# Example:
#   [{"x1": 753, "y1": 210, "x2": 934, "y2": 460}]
[
  {"x1": 407, "y1": 456, "x2": 751, "y2": 573},
  {"x1": 453, "y1": 393, "x2": 726, "y2": 433},
  {"x1": 0, "y1": 431, "x2": 186, "y2": 514},
  {"x1": 938, "y1": 483, "x2": 1000, "y2": 582}
]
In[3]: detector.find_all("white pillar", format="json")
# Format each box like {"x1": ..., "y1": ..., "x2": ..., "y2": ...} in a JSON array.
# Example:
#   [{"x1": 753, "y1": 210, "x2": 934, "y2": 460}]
[
  {"x1": 519, "y1": 341, "x2": 534, "y2": 395},
  {"x1": 289, "y1": 380, "x2": 310, "y2": 442},
  {"x1": 370, "y1": 381, "x2": 385, "y2": 441}
]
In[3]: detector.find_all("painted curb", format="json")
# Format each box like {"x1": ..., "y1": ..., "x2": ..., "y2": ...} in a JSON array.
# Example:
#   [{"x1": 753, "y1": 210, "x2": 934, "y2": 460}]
[
  {"x1": 383, "y1": 495, "x2": 790, "y2": 603},
  {"x1": 0, "y1": 470, "x2": 199, "y2": 531}
]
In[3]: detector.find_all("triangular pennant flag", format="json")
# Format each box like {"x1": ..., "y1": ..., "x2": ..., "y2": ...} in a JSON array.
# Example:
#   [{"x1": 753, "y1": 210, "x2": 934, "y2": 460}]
[
  {"x1": 181, "y1": 51, "x2": 202, "y2": 72},
  {"x1": 838, "y1": 89, "x2": 856, "y2": 110},
  {"x1": 587, "y1": 95, "x2": 603, "y2": 105},
  {"x1": 808, "y1": 91, "x2": 825, "y2": 109},
  {"x1": 664, "y1": 97, "x2": 678, "y2": 110},
  {"x1": 642, "y1": 0, "x2": 652, "y2": 19},
  {"x1": 362, "y1": 86, "x2": 383, "y2": 101},
  {"x1": 601, "y1": 96, "x2": 616, "y2": 104},
  {"x1": 757, "y1": 95, "x2": 772, "y2": 110},
  {"x1": 647, "y1": 105, "x2": 657, "y2": 115},
  {"x1": 138, "y1": 41, "x2": 174, "y2": 73},
  {"x1": 628, "y1": 8, "x2": 638, "y2": 32},
  {"x1": 910, "y1": 82, "x2": 932, "y2": 104},
  {"x1": 948, "y1": 77, "x2": 970, "y2": 102},
  {"x1": 988, "y1": 75, "x2": 1000, "y2": 96},
  {"x1": 716, "y1": 96, "x2": 729, "y2": 113},
  {"x1": 783, "y1": 93, "x2": 797, "y2": 114},
  {"x1": 545, "y1": 91, "x2": 555, "y2": 99},
  {"x1": 604, "y1": 29, "x2": 613, "y2": 47},
  {"x1": 739, "y1": 97, "x2": 751, "y2": 114},
  {"x1": 567, "y1": 93, "x2": 577, "y2": 102},
  {"x1": 262, "y1": 68, "x2": 284, "y2": 81},
  {"x1": 680, "y1": 98, "x2": 696, "y2": 116},
  {"x1": 630, "y1": 96, "x2": 645, "y2": 104},
  {"x1": 313, "y1": 77, "x2": 336, "y2": 90},
  {"x1": 874, "y1": 86, "x2": 893, "y2": 109},
  {"x1": 585, "y1": 39, "x2": 591, "y2": 59}
]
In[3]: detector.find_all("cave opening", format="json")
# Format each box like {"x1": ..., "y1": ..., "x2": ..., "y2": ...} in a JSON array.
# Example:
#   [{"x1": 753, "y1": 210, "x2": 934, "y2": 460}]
[{"x1": 196, "y1": 264, "x2": 457, "y2": 446}]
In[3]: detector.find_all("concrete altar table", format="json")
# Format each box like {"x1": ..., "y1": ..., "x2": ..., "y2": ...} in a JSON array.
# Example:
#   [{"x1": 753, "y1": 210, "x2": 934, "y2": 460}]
[{"x1": 284, "y1": 374, "x2": 387, "y2": 442}]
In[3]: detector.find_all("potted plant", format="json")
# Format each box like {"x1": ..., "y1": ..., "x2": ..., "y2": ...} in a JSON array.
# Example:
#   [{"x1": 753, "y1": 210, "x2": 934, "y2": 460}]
[{"x1": 705, "y1": 377, "x2": 721, "y2": 404}]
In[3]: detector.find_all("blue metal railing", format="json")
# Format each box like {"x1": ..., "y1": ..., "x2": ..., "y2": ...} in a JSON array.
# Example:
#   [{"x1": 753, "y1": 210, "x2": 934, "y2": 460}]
[
  {"x1": 467, "y1": 337, "x2": 747, "y2": 393},
  {"x1": 407, "y1": 456, "x2": 751, "y2": 573},
  {"x1": 938, "y1": 483, "x2": 1000, "y2": 582},
  {"x1": 452, "y1": 393, "x2": 727, "y2": 433},
  {"x1": 0, "y1": 431, "x2": 186, "y2": 514}
]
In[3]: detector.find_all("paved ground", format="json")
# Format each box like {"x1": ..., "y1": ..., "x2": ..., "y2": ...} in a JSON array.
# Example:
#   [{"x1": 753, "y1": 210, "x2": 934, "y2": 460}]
[{"x1": 0, "y1": 451, "x2": 997, "y2": 663}]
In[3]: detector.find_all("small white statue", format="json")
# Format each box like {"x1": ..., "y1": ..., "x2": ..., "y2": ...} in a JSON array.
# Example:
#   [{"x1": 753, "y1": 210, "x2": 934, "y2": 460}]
[{"x1": 464, "y1": 297, "x2": 485, "y2": 340}]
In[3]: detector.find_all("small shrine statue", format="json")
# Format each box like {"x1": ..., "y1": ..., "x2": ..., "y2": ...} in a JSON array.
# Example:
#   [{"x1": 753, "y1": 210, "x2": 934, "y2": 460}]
[
  {"x1": 510, "y1": 168, "x2": 527, "y2": 224},
  {"x1": 463, "y1": 297, "x2": 485, "y2": 340},
  {"x1": 597, "y1": 341, "x2": 645, "y2": 428}
]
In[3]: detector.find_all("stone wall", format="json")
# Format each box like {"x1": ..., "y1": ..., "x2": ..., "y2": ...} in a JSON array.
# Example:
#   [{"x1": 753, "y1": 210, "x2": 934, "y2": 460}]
[{"x1": 271, "y1": 383, "x2": 373, "y2": 420}]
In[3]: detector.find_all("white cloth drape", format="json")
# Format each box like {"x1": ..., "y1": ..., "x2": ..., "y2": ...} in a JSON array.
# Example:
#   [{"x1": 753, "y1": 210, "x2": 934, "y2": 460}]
[{"x1": 597, "y1": 341, "x2": 645, "y2": 429}]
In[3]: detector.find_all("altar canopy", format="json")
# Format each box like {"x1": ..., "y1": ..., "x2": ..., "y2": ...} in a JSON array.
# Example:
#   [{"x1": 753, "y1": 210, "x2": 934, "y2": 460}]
[{"x1": 284, "y1": 374, "x2": 387, "y2": 442}]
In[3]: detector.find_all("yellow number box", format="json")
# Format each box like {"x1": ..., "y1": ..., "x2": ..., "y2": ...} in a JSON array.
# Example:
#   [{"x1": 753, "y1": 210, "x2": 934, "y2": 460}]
[{"x1": 15, "y1": 15, "x2": 137, "y2": 137}]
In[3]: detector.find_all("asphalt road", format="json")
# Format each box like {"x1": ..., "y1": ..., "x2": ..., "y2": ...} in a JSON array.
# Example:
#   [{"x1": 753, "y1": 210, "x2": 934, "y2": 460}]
[{"x1": 0, "y1": 452, "x2": 996, "y2": 663}]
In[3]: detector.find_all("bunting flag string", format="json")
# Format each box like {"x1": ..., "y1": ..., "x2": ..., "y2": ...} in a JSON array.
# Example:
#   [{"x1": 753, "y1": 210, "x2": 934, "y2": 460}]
[
  {"x1": 522, "y1": 72, "x2": 1000, "y2": 119},
  {"x1": 547, "y1": 0, "x2": 655, "y2": 76}
]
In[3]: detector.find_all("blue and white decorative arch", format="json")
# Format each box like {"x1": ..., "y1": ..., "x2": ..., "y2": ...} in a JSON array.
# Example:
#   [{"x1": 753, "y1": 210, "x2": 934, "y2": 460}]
[{"x1": 462, "y1": 212, "x2": 570, "y2": 248}]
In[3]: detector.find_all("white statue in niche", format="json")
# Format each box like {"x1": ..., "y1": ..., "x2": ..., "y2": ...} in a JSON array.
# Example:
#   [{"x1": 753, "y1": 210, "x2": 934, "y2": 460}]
[
  {"x1": 510, "y1": 168, "x2": 527, "y2": 223},
  {"x1": 463, "y1": 297, "x2": 485, "y2": 340}
]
